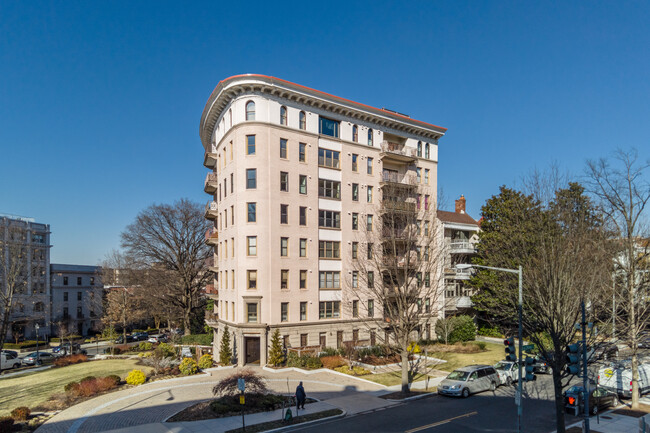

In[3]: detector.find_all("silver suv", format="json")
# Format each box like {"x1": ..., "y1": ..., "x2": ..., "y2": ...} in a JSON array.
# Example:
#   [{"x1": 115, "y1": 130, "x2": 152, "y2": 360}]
[{"x1": 438, "y1": 364, "x2": 501, "y2": 398}]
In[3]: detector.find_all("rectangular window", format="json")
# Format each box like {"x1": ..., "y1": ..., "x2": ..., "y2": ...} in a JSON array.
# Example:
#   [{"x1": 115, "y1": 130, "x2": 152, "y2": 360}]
[
  {"x1": 424, "y1": 169, "x2": 430, "y2": 184},
  {"x1": 300, "y1": 302, "x2": 307, "y2": 320},
  {"x1": 299, "y1": 206, "x2": 307, "y2": 226},
  {"x1": 319, "y1": 117, "x2": 340, "y2": 138},
  {"x1": 352, "y1": 183, "x2": 359, "y2": 201},
  {"x1": 425, "y1": 195, "x2": 429, "y2": 210},
  {"x1": 281, "y1": 303, "x2": 288, "y2": 322},
  {"x1": 299, "y1": 142, "x2": 306, "y2": 162},
  {"x1": 77, "y1": 277, "x2": 82, "y2": 285},
  {"x1": 230, "y1": 141, "x2": 233, "y2": 160},
  {"x1": 368, "y1": 299, "x2": 374, "y2": 317},
  {"x1": 318, "y1": 148, "x2": 340, "y2": 169},
  {"x1": 90, "y1": 277, "x2": 95, "y2": 285},
  {"x1": 246, "y1": 169, "x2": 257, "y2": 189},
  {"x1": 367, "y1": 157, "x2": 373, "y2": 174},
  {"x1": 247, "y1": 236, "x2": 257, "y2": 256},
  {"x1": 352, "y1": 300, "x2": 359, "y2": 318},
  {"x1": 299, "y1": 238, "x2": 307, "y2": 257},
  {"x1": 318, "y1": 241, "x2": 340, "y2": 259},
  {"x1": 319, "y1": 271, "x2": 340, "y2": 288},
  {"x1": 367, "y1": 243, "x2": 373, "y2": 259},
  {"x1": 63, "y1": 277, "x2": 68, "y2": 286},
  {"x1": 367, "y1": 214, "x2": 373, "y2": 231},
  {"x1": 280, "y1": 204, "x2": 288, "y2": 224},
  {"x1": 63, "y1": 291, "x2": 68, "y2": 301},
  {"x1": 352, "y1": 154, "x2": 358, "y2": 171},
  {"x1": 367, "y1": 271, "x2": 374, "y2": 288},
  {"x1": 424, "y1": 221, "x2": 429, "y2": 236},
  {"x1": 352, "y1": 213, "x2": 358, "y2": 230},
  {"x1": 416, "y1": 220, "x2": 421, "y2": 235},
  {"x1": 300, "y1": 270, "x2": 307, "y2": 289},
  {"x1": 299, "y1": 175, "x2": 307, "y2": 194},
  {"x1": 247, "y1": 203, "x2": 256, "y2": 222},
  {"x1": 281, "y1": 270, "x2": 289, "y2": 289},
  {"x1": 280, "y1": 237, "x2": 289, "y2": 257},
  {"x1": 367, "y1": 186, "x2": 373, "y2": 203},
  {"x1": 425, "y1": 272, "x2": 430, "y2": 287},
  {"x1": 280, "y1": 138, "x2": 287, "y2": 159},
  {"x1": 280, "y1": 172, "x2": 289, "y2": 192},
  {"x1": 77, "y1": 291, "x2": 82, "y2": 300},
  {"x1": 318, "y1": 179, "x2": 341, "y2": 199},
  {"x1": 417, "y1": 167, "x2": 422, "y2": 183},
  {"x1": 352, "y1": 242, "x2": 358, "y2": 259},
  {"x1": 231, "y1": 173, "x2": 234, "y2": 193},
  {"x1": 247, "y1": 303, "x2": 258, "y2": 323},
  {"x1": 246, "y1": 135, "x2": 256, "y2": 155},
  {"x1": 247, "y1": 270, "x2": 257, "y2": 289},
  {"x1": 224, "y1": 178, "x2": 227, "y2": 197},
  {"x1": 352, "y1": 271, "x2": 358, "y2": 288},
  {"x1": 318, "y1": 210, "x2": 341, "y2": 228},
  {"x1": 319, "y1": 301, "x2": 341, "y2": 319},
  {"x1": 425, "y1": 298, "x2": 431, "y2": 313}
]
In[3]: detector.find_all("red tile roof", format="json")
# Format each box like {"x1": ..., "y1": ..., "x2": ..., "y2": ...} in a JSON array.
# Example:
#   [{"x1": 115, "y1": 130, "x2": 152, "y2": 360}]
[{"x1": 437, "y1": 210, "x2": 479, "y2": 226}]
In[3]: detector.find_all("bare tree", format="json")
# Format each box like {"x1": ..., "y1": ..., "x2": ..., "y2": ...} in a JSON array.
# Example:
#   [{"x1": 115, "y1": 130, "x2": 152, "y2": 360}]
[
  {"x1": 121, "y1": 199, "x2": 211, "y2": 335},
  {"x1": 349, "y1": 177, "x2": 444, "y2": 393},
  {"x1": 0, "y1": 223, "x2": 29, "y2": 352},
  {"x1": 586, "y1": 148, "x2": 650, "y2": 408}
]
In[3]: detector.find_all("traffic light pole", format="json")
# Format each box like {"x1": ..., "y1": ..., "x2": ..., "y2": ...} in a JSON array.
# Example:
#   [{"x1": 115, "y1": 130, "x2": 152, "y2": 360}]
[
  {"x1": 516, "y1": 265, "x2": 523, "y2": 433},
  {"x1": 582, "y1": 301, "x2": 590, "y2": 432}
]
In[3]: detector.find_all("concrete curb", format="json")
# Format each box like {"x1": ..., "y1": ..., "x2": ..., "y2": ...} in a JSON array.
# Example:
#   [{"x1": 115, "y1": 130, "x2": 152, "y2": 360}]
[
  {"x1": 261, "y1": 365, "x2": 387, "y2": 388},
  {"x1": 385, "y1": 391, "x2": 436, "y2": 402},
  {"x1": 205, "y1": 365, "x2": 237, "y2": 372},
  {"x1": 260, "y1": 409, "x2": 347, "y2": 433}
]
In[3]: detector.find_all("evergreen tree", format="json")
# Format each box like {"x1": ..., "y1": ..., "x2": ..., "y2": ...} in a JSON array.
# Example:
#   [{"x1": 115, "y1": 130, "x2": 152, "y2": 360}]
[
  {"x1": 219, "y1": 325, "x2": 232, "y2": 365},
  {"x1": 268, "y1": 329, "x2": 284, "y2": 366}
]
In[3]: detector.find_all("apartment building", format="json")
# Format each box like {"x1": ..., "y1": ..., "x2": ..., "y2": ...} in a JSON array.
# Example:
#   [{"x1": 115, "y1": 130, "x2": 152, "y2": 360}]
[
  {"x1": 0, "y1": 214, "x2": 52, "y2": 340},
  {"x1": 438, "y1": 196, "x2": 480, "y2": 315},
  {"x1": 200, "y1": 75, "x2": 446, "y2": 365},
  {"x1": 50, "y1": 264, "x2": 103, "y2": 336}
]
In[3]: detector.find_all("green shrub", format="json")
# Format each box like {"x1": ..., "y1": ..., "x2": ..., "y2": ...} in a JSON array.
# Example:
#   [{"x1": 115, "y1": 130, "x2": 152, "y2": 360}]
[
  {"x1": 305, "y1": 356, "x2": 323, "y2": 369},
  {"x1": 334, "y1": 365, "x2": 371, "y2": 376},
  {"x1": 139, "y1": 342, "x2": 153, "y2": 351},
  {"x1": 478, "y1": 325, "x2": 502, "y2": 338},
  {"x1": 0, "y1": 416, "x2": 14, "y2": 431},
  {"x1": 105, "y1": 347, "x2": 121, "y2": 355},
  {"x1": 3, "y1": 340, "x2": 47, "y2": 349},
  {"x1": 10, "y1": 406, "x2": 30, "y2": 421},
  {"x1": 357, "y1": 345, "x2": 389, "y2": 358},
  {"x1": 198, "y1": 354, "x2": 213, "y2": 369},
  {"x1": 180, "y1": 333, "x2": 213, "y2": 346},
  {"x1": 126, "y1": 369, "x2": 146, "y2": 386},
  {"x1": 473, "y1": 341, "x2": 487, "y2": 351},
  {"x1": 268, "y1": 329, "x2": 284, "y2": 367},
  {"x1": 155, "y1": 342, "x2": 176, "y2": 358},
  {"x1": 449, "y1": 316, "x2": 476, "y2": 343},
  {"x1": 50, "y1": 338, "x2": 61, "y2": 343},
  {"x1": 179, "y1": 358, "x2": 199, "y2": 376},
  {"x1": 219, "y1": 326, "x2": 232, "y2": 365},
  {"x1": 286, "y1": 353, "x2": 322, "y2": 369}
]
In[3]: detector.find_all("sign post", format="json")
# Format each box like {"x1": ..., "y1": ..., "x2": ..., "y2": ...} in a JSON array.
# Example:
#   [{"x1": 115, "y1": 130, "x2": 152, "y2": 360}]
[{"x1": 238, "y1": 378, "x2": 246, "y2": 432}]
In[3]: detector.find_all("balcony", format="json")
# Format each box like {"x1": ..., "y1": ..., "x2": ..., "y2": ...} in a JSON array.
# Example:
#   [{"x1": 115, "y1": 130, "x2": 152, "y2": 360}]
[
  {"x1": 205, "y1": 228, "x2": 218, "y2": 245},
  {"x1": 205, "y1": 310, "x2": 219, "y2": 324},
  {"x1": 444, "y1": 295, "x2": 473, "y2": 311},
  {"x1": 449, "y1": 241, "x2": 476, "y2": 254},
  {"x1": 382, "y1": 200, "x2": 417, "y2": 213},
  {"x1": 204, "y1": 201, "x2": 218, "y2": 220},
  {"x1": 204, "y1": 172, "x2": 218, "y2": 194},
  {"x1": 380, "y1": 171, "x2": 417, "y2": 188},
  {"x1": 204, "y1": 152, "x2": 217, "y2": 168},
  {"x1": 379, "y1": 141, "x2": 417, "y2": 163}
]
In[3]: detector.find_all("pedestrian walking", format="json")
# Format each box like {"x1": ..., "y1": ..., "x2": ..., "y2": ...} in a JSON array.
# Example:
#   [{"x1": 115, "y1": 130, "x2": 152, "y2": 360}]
[{"x1": 295, "y1": 381, "x2": 306, "y2": 410}]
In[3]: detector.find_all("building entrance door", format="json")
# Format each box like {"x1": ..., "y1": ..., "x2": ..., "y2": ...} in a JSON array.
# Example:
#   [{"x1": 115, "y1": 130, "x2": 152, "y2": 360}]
[{"x1": 245, "y1": 337, "x2": 260, "y2": 364}]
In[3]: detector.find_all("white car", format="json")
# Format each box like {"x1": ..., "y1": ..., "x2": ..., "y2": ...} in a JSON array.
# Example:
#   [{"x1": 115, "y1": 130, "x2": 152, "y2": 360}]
[
  {"x1": 494, "y1": 360, "x2": 520, "y2": 386},
  {"x1": 148, "y1": 334, "x2": 167, "y2": 343},
  {"x1": 1, "y1": 352, "x2": 21, "y2": 370}
]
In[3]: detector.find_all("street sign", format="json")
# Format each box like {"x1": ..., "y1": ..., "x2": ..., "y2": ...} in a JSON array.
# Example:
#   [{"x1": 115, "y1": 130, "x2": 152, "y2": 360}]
[
  {"x1": 522, "y1": 344, "x2": 535, "y2": 352},
  {"x1": 240, "y1": 395, "x2": 245, "y2": 405},
  {"x1": 238, "y1": 378, "x2": 245, "y2": 392},
  {"x1": 514, "y1": 390, "x2": 521, "y2": 406}
]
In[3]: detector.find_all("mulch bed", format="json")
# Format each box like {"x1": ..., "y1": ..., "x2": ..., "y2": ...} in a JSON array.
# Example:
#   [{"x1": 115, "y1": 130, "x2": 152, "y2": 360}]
[{"x1": 379, "y1": 390, "x2": 433, "y2": 400}]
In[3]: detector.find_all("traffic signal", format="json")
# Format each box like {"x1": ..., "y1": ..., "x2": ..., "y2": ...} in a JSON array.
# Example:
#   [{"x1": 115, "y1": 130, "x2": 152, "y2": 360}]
[
  {"x1": 566, "y1": 343, "x2": 580, "y2": 375},
  {"x1": 504, "y1": 337, "x2": 517, "y2": 362},
  {"x1": 524, "y1": 357, "x2": 535, "y2": 381}
]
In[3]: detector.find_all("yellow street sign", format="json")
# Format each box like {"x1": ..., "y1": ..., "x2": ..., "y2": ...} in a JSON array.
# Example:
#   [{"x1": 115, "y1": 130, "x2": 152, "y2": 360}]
[{"x1": 240, "y1": 395, "x2": 245, "y2": 405}]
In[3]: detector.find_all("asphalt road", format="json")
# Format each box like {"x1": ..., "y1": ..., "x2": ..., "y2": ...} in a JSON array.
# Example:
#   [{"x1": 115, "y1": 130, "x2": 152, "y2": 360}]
[{"x1": 297, "y1": 375, "x2": 588, "y2": 433}]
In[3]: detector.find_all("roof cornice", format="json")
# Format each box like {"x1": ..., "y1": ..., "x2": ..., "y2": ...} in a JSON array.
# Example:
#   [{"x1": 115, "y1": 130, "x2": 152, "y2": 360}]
[{"x1": 199, "y1": 74, "x2": 447, "y2": 149}]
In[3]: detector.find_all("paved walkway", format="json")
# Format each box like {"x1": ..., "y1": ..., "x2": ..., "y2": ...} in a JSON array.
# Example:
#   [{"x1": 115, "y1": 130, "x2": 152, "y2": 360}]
[{"x1": 35, "y1": 366, "x2": 405, "y2": 433}]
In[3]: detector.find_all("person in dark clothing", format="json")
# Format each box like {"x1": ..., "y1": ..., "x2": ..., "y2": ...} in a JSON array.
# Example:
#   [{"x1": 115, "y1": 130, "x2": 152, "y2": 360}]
[{"x1": 295, "y1": 381, "x2": 306, "y2": 409}]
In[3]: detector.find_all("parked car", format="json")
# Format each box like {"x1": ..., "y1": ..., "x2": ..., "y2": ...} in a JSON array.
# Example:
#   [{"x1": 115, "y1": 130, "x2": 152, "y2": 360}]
[
  {"x1": 438, "y1": 365, "x2": 501, "y2": 398},
  {"x1": 531, "y1": 355, "x2": 552, "y2": 374},
  {"x1": 564, "y1": 385, "x2": 618, "y2": 416},
  {"x1": 52, "y1": 342, "x2": 86, "y2": 356},
  {"x1": 1, "y1": 352, "x2": 21, "y2": 370},
  {"x1": 22, "y1": 352, "x2": 55, "y2": 366},
  {"x1": 148, "y1": 334, "x2": 167, "y2": 343},
  {"x1": 494, "y1": 360, "x2": 519, "y2": 386},
  {"x1": 132, "y1": 332, "x2": 149, "y2": 341},
  {"x1": 115, "y1": 335, "x2": 136, "y2": 344}
]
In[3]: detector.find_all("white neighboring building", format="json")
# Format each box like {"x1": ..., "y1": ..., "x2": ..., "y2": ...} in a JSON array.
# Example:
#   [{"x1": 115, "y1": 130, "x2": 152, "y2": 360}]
[{"x1": 50, "y1": 264, "x2": 103, "y2": 337}]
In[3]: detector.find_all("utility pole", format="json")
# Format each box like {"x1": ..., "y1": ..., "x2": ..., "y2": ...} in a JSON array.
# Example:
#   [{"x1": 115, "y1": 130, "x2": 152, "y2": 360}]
[
  {"x1": 582, "y1": 301, "x2": 590, "y2": 432},
  {"x1": 516, "y1": 265, "x2": 523, "y2": 433}
]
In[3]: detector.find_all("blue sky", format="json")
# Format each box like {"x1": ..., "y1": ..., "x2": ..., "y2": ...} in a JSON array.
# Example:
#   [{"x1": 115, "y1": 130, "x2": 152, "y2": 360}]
[{"x1": 1, "y1": 1, "x2": 649, "y2": 265}]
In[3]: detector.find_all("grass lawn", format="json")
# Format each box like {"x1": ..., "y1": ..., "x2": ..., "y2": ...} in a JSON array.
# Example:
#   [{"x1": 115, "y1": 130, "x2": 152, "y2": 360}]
[
  {"x1": 0, "y1": 359, "x2": 152, "y2": 415},
  {"x1": 428, "y1": 342, "x2": 504, "y2": 372}
]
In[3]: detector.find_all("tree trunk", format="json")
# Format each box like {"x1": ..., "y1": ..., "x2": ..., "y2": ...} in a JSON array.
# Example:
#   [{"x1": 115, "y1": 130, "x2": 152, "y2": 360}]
[
  {"x1": 632, "y1": 352, "x2": 640, "y2": 409},
  {"x1": 183, "y1": 303, "x2": 192, "y2": 336},
  {"x1": 552, "y1": 368, "x2": 566, "y2": 433},
  {"x1": 401, "y1": 350, "x2": 409, "y2": 393}
]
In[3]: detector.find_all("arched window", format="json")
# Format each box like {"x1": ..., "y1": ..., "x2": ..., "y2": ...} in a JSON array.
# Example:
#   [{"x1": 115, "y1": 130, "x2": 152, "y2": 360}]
[
  {"x1": 368, "y1": 128, "x2": 373, "y2": 146},
  {"x1": 280, "y1": 106, "x2": 287, "y2": 125},
  {"x1": 299, "y1": 111, "x2": 306, "y2": 130},
  {"x1": 425, "y1": 143, "x2": 430, "y2": 159},
  {"x1": 352, "y1": 125, "x2": 358, "y2": 142},
  {"x1": 229, "y1": 109, "x2": 232, "y2": 127},
  {"x1": 34, "y1": 302, "x2": 44, "y2": 312},
  {"x1": 417, "y1": 141, "x2": 422, "y2": 157},
  {"x1": 246, "y1": 101, "x2": 256, "y2": 121}
]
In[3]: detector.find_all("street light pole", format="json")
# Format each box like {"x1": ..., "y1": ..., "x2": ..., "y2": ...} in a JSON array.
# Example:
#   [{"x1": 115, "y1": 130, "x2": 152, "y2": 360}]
[{"x1": 35, "y1": 323, "x2": 40, "y2": 364}]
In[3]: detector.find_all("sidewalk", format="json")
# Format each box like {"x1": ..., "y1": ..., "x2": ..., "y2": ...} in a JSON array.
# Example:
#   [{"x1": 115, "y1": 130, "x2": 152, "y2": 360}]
[{"x1": 562, "y1": 410, "x2": 648, "y2": 433}]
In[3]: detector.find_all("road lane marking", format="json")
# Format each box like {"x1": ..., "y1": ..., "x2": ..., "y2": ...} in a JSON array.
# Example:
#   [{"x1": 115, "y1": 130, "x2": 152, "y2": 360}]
[{"x1": 405, "y1": 411, "x2": 478, "y2": 433}]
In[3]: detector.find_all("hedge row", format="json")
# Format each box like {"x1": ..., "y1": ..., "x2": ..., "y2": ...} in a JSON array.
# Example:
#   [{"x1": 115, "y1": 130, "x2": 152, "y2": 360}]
[{"x1": 180, "y1": 334, "x2": 213, "y2": 346}]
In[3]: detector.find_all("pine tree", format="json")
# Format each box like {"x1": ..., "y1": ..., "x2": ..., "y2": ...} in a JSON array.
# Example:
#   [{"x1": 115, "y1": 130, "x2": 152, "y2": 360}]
[
  {"x1": 219, "y1": 325, "x2": 232, "y2": 365},
  {"x1": 268, "y1": 329, "x2": 284, "y2": 366}
]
